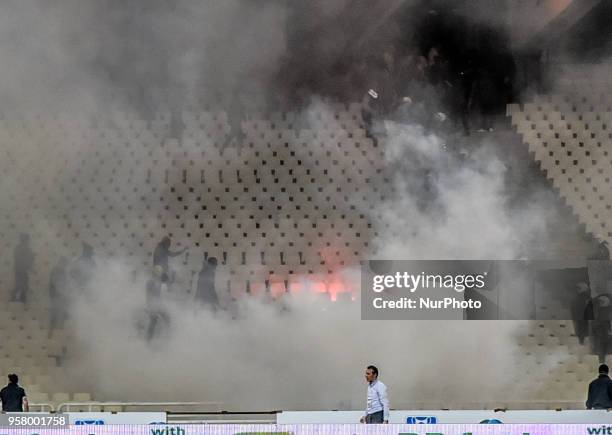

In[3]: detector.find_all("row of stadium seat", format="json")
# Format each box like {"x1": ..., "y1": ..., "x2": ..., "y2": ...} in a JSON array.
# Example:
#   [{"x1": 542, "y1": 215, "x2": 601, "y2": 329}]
[{"x1": 509, "y1": 97, "x2": 612, "y2": 244}]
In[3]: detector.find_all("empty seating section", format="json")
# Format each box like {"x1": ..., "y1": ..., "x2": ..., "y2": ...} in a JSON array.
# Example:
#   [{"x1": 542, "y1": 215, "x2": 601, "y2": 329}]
[
  {"x1": 0, "y1": 301, "x2": 77, "y2": 408},
  {"x1": 512, "y1": 320, "x2": 603, "y2": 406},
  {"x1": 508, "y1": 70, "x2": 612, "y2": 246}
]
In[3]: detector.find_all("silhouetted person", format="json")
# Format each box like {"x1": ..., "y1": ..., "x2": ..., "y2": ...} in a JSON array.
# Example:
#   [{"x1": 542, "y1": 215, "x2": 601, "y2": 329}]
[
  {"x1": 572, "y1": 282, "x2": 592, "y2": 345},
  {"x1": 145, "y1": 265, "x2": 168, "y2": 341},
  {"x1": 49, "y1": 257, "x2": 69, "y2": 331},
  {"x1": 473, "y1": 65, "x2": 498, "y2": 132},
  {"x1": 146, "y1": 266, "x2": 163, "y2": 304},
  {"x1": 70, "y1": 243, "x2": 95, "y2": 293},
  {"x1": 195, "y1": 256, "x2": 219, "y2": 309},
  {"x1": 591, "y1": 295, "x2": 612, "y2": 363},
  {"x1": 153, "y1": 236, "x2": 186, "y2": 286},
  {"x1": 596, "y1": 241, "x2": 610, "y2": 261},
  {"x1": 587, "y1": 364, "x2": 612, "y2": 409},
  {"x1": 499, "y1": 49, "x2": 517, "y2": 105},
  {"x1": 11, "y1": 234, "x2": 34, "y2": 303},
  {"x1": 456, "y1": 55, "x2": 477, "y2": 136},
  {"x1": 0, "y1": 374, "x2": 28, "y2": 412}
]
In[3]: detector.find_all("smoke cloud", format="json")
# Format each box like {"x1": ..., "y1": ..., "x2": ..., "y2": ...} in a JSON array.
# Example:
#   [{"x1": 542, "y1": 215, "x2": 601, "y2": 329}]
[
  {"x1": 0, "y1": 0, "x2": 288, "y2": 112},
  {"x1": 0, "y1": 0, "x2": 601, "y2": 413},
  {"x1": 66, "y1": 260, "x2": 523, "y2": 410},
  {"x1": 58, "y1": 105, "x2": 583, "y2": 410}
]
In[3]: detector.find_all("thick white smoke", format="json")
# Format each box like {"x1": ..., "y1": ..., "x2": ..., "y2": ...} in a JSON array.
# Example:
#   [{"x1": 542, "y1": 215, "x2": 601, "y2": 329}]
[
  {"x1": 0, "y1": 0, "x2": 601, "y2": 412},
  {"x1": 65, "y1": 258, "x2": 522, "y2": 410},
  {"x1": 58, "y1": 106, "x2": 576, "y2": 410},
  {"x1": 0, "y1": 0, "x2": 288, "y2": 112}
]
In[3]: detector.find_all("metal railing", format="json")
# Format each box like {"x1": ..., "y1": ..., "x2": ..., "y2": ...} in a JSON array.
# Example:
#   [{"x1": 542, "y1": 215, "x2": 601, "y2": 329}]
[
  {"x1": 168, "y1": 411, "x2": 278, "y2": 425},
  {"x1": 28, "y1": 403, "x2": 55, "y2": 412},
  {"x1": 45, "y1": 399, "x2": 593, "y2": 424},
  {"x1": 391, "y1": 400, "x2": 586, "y2": 410}
]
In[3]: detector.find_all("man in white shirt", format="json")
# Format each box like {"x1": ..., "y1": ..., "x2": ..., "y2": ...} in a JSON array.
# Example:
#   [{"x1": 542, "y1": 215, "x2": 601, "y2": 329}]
[{"x1": 360, "y1": 365, "x2": 390, "y2": 424}]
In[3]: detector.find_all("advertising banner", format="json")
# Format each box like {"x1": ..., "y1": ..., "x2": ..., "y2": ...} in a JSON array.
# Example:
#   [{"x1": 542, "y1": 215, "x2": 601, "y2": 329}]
[
  {"x1": 278, "y1": 410, "x2": 612, "y2": 424},
  {"x1": 3, "y1": 424, "x2": 612, "y2": 435}
]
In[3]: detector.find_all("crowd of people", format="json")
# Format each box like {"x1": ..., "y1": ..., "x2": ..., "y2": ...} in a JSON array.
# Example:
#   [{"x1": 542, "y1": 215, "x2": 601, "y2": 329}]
[
  {"x1": 356, "y1": 44, "x2": 516, "y2": 137},
  {"x1": 268, "y1": 5, "x2": 524, "y2": 139},
  {"x1": 8, "y1": 233, "x2": 220, "y2": 341},
  {"x1": 8, "y1": 233, "x2": 611, "y2": 341},
  {"x1": 10, "y1": 235, "x2": 96, "y2": 335},
  {"x1": 240, "y1": 41, "x2": 516, "y2": 140},
  {"x1": 146, "y1": 236, "x2": 219, "y2": 340}
]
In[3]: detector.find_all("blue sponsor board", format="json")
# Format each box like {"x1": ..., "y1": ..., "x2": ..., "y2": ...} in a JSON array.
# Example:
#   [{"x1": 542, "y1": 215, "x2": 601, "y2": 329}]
[{"x1": 406, "y1": 416, "x2": 438, "y2": 424}]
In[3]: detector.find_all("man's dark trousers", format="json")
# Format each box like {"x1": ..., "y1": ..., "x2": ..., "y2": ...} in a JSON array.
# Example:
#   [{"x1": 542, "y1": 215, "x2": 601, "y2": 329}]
[{"x1": 365, "y1": 411, "x2": 384, "y2": 424}]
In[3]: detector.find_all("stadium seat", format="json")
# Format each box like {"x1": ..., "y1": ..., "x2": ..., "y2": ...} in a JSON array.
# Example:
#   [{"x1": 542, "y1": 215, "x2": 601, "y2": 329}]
[
  {"x1": 51, "y1": 392, "x2": 70, "y2": 406},
  {"x1": 29, "y1": 392, "x2": 50, "y2": 404},
  {"x1": 73, "y1": 392, "x2": 92, "y2": 402}
]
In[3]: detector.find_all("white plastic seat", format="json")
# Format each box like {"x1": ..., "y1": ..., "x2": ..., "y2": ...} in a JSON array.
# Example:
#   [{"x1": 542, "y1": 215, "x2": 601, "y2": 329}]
[
  {"x1": 51, "y1": 392, "x2": 70, "y2": 405},
  {"x1": 73, "y1": 392, "x2": 92, "y2": 402},
  {"x1": 29, "y1": 392, "x2": 50, "y2": 403}
]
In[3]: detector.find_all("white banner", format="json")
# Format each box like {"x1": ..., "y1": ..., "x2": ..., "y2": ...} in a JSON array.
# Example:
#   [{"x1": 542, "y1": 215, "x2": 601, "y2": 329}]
[{"x1": 277, "y1": 410, "x2": 612, "y2": 424}]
